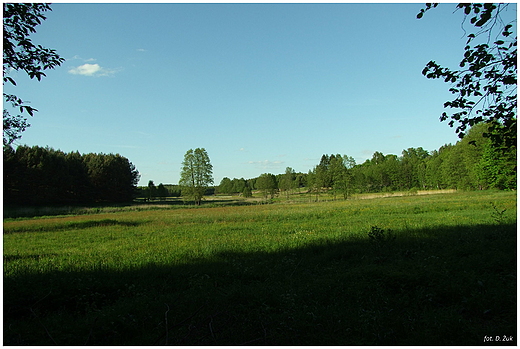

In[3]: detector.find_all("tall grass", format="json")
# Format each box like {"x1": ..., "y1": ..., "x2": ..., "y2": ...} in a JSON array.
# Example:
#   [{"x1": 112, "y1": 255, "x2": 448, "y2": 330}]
[{"x1": 4, "y1": 190, "x2": 516, "y2": 345}]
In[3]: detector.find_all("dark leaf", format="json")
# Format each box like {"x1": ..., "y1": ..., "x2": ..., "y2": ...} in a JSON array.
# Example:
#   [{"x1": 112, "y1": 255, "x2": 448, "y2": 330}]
[
  {"x1": 4, "y1": 77, "x2": 17, "y2": 86},
  {"x1": 3, "y1": 3, "x2": 63, "y2": 144}
]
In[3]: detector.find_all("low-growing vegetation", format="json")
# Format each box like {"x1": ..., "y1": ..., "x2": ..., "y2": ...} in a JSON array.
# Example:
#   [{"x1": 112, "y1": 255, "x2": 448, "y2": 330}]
[{"x1": 3, "y1": 190, "x2": 517, "y2": 345}]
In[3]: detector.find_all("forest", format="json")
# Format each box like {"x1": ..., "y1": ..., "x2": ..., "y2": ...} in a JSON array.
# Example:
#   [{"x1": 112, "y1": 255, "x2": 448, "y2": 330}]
[
  {"x1": 143, "y1": 122, "x2": 516, "y2": 201},
  {"x1": 212, "y1": 123, "x2": 516, "y2": 198},
  {"x1": 4, "y1": 146, "x2": 140, "y2": 205},
  {"x1": 4, "y1": 122, "x2": 516, "y2": 207}
]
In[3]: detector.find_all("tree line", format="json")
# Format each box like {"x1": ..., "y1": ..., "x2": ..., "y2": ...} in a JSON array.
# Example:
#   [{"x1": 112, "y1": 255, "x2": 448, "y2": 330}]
[
  {"x1": 4, "y1": 145, "x2": 140, "y2": 205},
  {"x1": 137, "y1": 181, "x2": 181, "y2": 201},
  {"x1": 136, "y1": 181, "x2": 216, "y2": 201},
  {"x1": 216, "y1": 123, "x2": 516, "y2": 200},
  {"x1": 347, "y1": 123, "x2": 516, "y2": 193},
  {"x1": 29, "y1": 120, "x2": 508, "y2": 207}
]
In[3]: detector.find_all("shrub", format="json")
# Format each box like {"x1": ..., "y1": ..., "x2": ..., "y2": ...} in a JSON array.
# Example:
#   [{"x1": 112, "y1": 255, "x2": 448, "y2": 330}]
[{"x1": 368, "y1": 225, "x2": 396, "y2": 245}]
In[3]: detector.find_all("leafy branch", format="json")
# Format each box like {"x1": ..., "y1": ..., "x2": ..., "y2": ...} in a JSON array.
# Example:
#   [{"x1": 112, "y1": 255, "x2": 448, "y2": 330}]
[
  {"x1": 3, "y1": 3, "x2": 65, "y2": 145},
  {"x1": 418, "y1": 3, "x2": 517, "y2": 148}
]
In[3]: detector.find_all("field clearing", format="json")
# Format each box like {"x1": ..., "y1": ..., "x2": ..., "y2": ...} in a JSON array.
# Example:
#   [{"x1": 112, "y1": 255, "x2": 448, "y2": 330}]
[{"x1": 3, "y1": 190, "x2": 517, "y2": 345}]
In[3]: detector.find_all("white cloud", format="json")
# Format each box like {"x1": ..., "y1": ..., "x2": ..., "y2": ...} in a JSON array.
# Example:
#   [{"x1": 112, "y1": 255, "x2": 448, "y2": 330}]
[
  {"x1": 248, "y1": 160, "x2": 284, "y2": 169},
  {"x1": 136, "y1": 48, "x2": 146, "y2": 52},
  {"x1": 68, "y1": 63, "x2": 101, "y2": 76},
  {"x1": 68, "y1": 63, "x2": 118, "y2": 77},
  {"x1": 68, "y1": 55, "x2": 96, "y2": 62}
]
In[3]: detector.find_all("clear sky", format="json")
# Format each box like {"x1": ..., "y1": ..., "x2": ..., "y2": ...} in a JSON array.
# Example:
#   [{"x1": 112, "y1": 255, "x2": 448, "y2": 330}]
[{"x1": 5, "y1": 2, "x2": 516, "y2": 186}]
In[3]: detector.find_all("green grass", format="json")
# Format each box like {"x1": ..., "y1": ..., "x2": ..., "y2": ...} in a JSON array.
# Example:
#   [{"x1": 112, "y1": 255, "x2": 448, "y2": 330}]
[{"x1": 3, "y1": 190, "x2": 517, "y2": 345}]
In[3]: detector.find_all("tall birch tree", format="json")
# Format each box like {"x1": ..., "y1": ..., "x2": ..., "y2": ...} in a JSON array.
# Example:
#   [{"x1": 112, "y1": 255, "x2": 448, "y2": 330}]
[{"x1": 179, "y1": 148, "x2": 213, "y2": 205}]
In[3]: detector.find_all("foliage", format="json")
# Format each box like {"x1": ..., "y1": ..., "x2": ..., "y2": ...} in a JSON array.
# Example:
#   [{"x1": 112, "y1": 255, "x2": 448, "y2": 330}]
[
  {"x1": 342, "y1": 123, "x2": 515, "y2": 193},
  {"x1": 217, "y1": 177, "x2": 233, "y2": 194},
  {"x1": 490, "y1": 202, "x2": 507, "y2": 225},
  {"x1": 278, "y1": 167, "x2": 296, "y2": 198},
  {"x1": 316, "y1": 154, "x2": 333, "y2": 188},
  {"x1": 256, "y1": 173, "x2": 278, "y2": 200},
  {"x1": 216, "y1": 123, "x2": 514, "y2": 199},
  {"x1": 83, "y1": 153, "x2": 140, "y2": 202},
  {"x1": 134, "y1": 184, "x2": 183, "y2": 201},
  {"x1": 231, "y1": 178, "x2": 247, "y2": 193},
  {"x1": 147, "y1": 180, "x2": 156, "y2": 200},
  {"x1": 3, "y1": 191, "x2": 516, "y2": 345},
  {"x1": 242, "y1": 185, "x2": 253, "y2": 198},
  {"x1": 367, "y1": 225, "x2": 396, "y2": 245},
  {"x1": 4, "y1": 145, "x2": 140, "y2": 205},
  {"x1": 156, "y1": 183, "x2": 168, "y2": 199},
  {"x1": 179, "y1": 148, "x2": 213, "y2": 205},
  {"x1": 418, "y1": 3, "x2": 517, "y2": 147},
  {"x1": 3, "y1": 3, "x2": 65, "y2": 145}
]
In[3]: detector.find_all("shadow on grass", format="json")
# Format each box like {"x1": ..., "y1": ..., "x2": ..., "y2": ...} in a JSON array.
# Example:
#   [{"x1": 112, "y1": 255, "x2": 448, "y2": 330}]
[
  {"x1": 4, "y1": 219, "x2": 141, "y2": 234},
  {"x1": 4, "y1": 203, "x2": 158, "y2": 219},
  {"x1": 4, "y1": 198, "x2": 259, "y2": 219},
  {"x1": 4, "y1": 223, "x2": 516, "y2": 346},
  {"x1": 136, "y1": 198, "x2": 261, "y2": 207}
]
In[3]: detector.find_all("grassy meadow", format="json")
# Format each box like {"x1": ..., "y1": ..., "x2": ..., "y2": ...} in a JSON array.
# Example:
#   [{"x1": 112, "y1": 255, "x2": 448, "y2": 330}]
[{"x1": 3, "y1": 190, "x2": 517, "y2": 345}]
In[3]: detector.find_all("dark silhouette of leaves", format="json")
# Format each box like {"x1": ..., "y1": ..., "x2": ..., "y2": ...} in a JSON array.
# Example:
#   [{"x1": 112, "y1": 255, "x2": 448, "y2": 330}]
[
  {"x1": 418, "y1": 3, "x2": 516, "y2": 148},
  {"x1": 3, "y1": 3, "x2": 65, "y2": 145}
]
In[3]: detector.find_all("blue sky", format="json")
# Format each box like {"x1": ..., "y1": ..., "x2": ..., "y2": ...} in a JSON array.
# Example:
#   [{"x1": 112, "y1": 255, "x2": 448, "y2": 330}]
[{"x1": 5, "y1": 3, "x2": 516, "y2": 186}]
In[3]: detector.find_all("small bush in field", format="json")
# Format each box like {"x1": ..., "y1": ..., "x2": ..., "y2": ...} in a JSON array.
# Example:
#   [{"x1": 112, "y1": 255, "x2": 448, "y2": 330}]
[
  {"x1": 368, "y1": 225, "x2": 396, "y2": 245},
  {"x1": 490, "y1": 202, "x2": 507, "y2": 224}
]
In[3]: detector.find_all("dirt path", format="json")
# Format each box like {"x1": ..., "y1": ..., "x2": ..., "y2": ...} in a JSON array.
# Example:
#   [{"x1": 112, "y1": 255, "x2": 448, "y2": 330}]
[{"x1": 352, "y1": 189, "x2": 457, "y2": 200}]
